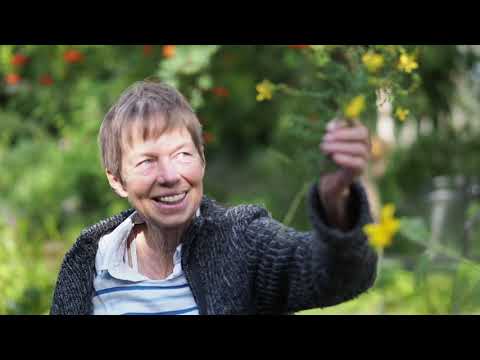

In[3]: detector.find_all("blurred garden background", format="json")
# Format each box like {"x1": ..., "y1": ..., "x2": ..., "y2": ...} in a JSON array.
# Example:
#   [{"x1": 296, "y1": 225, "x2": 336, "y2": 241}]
[{"x1": 1, "y1": 45, "x2": 480, "y2": 315}]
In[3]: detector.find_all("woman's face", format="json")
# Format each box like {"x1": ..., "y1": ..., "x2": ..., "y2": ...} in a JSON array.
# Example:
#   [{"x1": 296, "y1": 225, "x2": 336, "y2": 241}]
[{"x1": 108, "y1": 124, "x2": 205, "y2": 231}]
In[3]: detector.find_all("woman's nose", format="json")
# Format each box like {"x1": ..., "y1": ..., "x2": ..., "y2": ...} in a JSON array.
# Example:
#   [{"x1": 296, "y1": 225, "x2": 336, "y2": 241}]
[{"x1": 155, "y1": 160, "x2": 181, "y2": 186}]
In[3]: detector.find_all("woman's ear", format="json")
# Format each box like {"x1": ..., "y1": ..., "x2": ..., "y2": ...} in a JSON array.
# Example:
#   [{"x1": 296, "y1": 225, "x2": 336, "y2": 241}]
[{"x1": 106, "y1": 169, "x2": 129, "y2": 198}]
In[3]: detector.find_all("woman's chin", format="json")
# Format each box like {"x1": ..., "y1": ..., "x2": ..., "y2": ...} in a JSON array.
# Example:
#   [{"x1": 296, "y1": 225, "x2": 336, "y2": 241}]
[{"x1": 147, "y1": 205, "x2": 196, "y2": 230}]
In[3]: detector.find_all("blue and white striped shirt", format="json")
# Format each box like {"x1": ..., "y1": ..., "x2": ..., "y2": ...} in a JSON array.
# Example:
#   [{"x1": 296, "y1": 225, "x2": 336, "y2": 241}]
[{"x1": 92, "y1": 211, "x2": 199, "y2": 315}]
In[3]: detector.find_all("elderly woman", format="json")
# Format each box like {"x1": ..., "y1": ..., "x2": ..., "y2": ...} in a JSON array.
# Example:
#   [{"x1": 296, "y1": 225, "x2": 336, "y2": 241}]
[{"x1": 50, "y1": 80, "x2": 377, "y2": 315}]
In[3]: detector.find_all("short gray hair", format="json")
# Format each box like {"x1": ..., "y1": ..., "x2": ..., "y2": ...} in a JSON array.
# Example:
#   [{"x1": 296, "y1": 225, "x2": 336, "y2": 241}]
[{"x1": 98, "y1": 80, "x2": 204, "y2": 182}]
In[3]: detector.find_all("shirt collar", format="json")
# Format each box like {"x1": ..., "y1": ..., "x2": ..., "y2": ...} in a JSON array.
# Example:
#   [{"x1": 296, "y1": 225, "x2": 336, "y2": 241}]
[
  {"x1": 95, "y1": 211, "x2": 136, "y2": 273},
  {"x1": 95, "y1": 208, "x2": 201, "y2": 281}
]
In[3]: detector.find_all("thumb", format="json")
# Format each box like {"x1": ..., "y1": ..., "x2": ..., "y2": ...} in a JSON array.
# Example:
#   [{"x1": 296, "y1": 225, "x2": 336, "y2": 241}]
[{"x1": 321, "y1": 169, "x2": 353, "y2": 199}]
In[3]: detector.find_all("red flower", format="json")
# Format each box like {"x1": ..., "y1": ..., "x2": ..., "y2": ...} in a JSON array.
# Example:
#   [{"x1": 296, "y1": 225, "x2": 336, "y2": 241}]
[
  {"x1": 143, "y1": 45, "x2": 153, "y2": 56},
  {"x1": 11, "y1": 54, "x2": 29, "y2": 66},
  {"x1": 162, "y1": 45, "x2": 176, "y2": 58},
  {"x1": 288, "y1": 45, "x2": 310, "y2": 49},
  {"x1": 5, "y1": 73, "x2": 21, "y2": 85},
  {"x1": 39, "y1": 74, "x2": 54, "y2": 86},
  {"x1": 63, "y1": 49, "x2": 84, "y2": 64},
  {"x1": 203, "y1": 131, "x2": 215, "y2": 144},
  {"x1": 212, "y1": 86, "x2": 229, "y2": 98}
]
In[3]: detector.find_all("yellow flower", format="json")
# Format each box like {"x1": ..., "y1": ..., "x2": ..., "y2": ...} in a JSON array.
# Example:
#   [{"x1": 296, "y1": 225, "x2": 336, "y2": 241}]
[
  {"x1": 363, "y1": 204, "x2": 401, "y2": 250},
  {"x1": 344, "y1": 95, "x2": 366, "y2": 119},
  {"x1": 395, "y1": 107, "x2": 410, "y2": 122},
  {"x1": 256, "y1": 80, "x2": 275, "y2": 102},
  {"x1": 362, "y1": 52, "x2": 385, "y2": 73},
  {"x1": 397, "y1": 53, "x2": 418, "y2": 73}
]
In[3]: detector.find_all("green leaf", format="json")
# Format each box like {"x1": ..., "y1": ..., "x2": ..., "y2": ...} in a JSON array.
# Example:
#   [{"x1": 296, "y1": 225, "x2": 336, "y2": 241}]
[{"x1": 399, "y1": 217, "x2": 431, "y2": 245}]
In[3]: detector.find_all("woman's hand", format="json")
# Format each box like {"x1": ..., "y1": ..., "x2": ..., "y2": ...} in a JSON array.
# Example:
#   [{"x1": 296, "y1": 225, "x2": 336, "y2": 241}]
[{"x1": 318, "y1": 119, "x2": 371, "y2": 230}]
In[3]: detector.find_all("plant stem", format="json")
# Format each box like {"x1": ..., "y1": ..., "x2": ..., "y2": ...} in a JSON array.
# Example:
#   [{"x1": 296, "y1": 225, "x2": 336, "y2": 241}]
[
  {"x1": 376, "y1": 248, "x2": 384, "y2": 282},
  {"x1": 283, "y1": 181, "x2": 311, "y2": 227},
  {"x1": 449, "y1": 267, "x2": 462, "y2": 315},
  {"x1": 276, "y1": 83, "x2": 332, "y2": 100},
  {"x1": 376, "y1": 248, "x2": 385, "y2": 314}
]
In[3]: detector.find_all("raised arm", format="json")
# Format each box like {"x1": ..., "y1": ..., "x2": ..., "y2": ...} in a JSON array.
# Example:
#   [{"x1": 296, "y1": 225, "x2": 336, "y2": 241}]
[
  {"x1": 245, "y1": 181, "x2": 378, "y2": 314},
  {"x1": 245, "y1": 118, "x2": 377, "y2": 313}
]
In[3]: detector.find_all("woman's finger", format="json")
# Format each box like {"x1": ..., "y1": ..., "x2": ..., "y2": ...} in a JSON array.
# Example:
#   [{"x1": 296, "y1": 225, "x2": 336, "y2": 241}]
[
  {"x1": 326, "y1": 118, "x2": 349, "y2": 132},
  {"x1": 331, "y1": 153, "x2": 367, "y2": 173},
  {"x1": 324, "y1": 125, "x2": 370, "y2": 144},
  {"x1": 320, "y1": 141, "x2": 370, "y2": 160}
]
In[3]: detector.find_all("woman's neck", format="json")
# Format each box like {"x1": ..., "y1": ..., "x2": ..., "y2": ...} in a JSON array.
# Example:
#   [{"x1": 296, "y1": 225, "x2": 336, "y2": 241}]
[{"x1": 131, "y1": 220, "x2": 189, "y2": 280}]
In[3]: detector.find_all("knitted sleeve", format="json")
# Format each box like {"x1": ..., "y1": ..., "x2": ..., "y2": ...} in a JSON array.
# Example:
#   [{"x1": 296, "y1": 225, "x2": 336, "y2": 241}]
[{"x1": 244, "y1": 181, "x2": 378, "y2": 314}]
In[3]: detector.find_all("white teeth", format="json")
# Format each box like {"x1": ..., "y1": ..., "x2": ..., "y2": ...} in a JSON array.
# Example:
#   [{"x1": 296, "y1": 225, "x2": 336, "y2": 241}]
[{"x1": 157, "y1": 192, "x2": 187, "y2": 203}]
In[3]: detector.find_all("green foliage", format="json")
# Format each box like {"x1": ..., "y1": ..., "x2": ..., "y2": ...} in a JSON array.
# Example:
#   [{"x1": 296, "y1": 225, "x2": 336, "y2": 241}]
[
  {"x1": 299, "y1": 259, "x2": 480, "y2": 315},
  {"x1": 399, "y1": 217, "x2": 431, "y2": 245},
  {"x1": 379, "y1": 129, "x2": 480, "y2": 207}
]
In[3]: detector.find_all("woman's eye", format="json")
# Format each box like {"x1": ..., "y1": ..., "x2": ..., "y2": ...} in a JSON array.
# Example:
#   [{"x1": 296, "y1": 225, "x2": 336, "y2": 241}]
[
  {"x1": 138, "y1": 159, "x2": 153, "y2": 167},
  {"x1": 174, "y1": 152, "x2": 194, "y2": 162}
]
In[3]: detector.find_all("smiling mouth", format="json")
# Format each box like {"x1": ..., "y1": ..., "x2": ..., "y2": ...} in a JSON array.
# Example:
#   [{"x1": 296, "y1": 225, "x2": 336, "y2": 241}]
[{"x1": 152, "y1": 191, "x2": 188, "y2": 205}]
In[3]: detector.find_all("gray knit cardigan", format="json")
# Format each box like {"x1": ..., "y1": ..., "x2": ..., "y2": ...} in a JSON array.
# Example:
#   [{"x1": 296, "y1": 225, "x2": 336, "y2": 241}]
[{"x1": 50, "y1": 182, "x2": 378, "y2": 315}]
